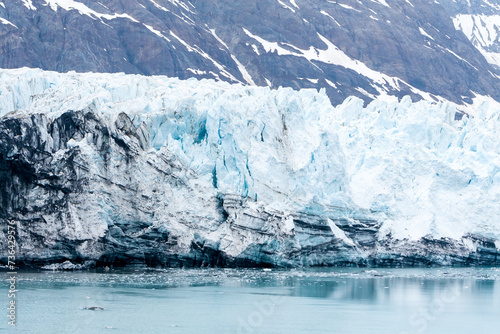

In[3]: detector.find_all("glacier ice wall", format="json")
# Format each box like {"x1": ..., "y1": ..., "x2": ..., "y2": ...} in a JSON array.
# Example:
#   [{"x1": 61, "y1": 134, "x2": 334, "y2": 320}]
[{"x1": 0, "y1": 68, "x2": 499, "y2": 267}]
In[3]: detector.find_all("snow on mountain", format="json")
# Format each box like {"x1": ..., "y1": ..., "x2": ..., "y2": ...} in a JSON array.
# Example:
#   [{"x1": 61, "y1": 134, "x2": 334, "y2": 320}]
[
  {"x1": 1, "y1": 68, "x2": 499, "y2": 267},
  {"x1": 43, "y1": 0, "x2": 139, "y2": 22},
  {"x1": 453, "y1": 14, "x2": 500, "y2": 69},
  {"x1": 1, "y1": 0, "x2": 499, "y2": 105}
]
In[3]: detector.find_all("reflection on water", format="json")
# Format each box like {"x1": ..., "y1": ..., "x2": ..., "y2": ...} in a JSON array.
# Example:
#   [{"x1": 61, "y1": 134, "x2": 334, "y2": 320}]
[
  {"x1": 1, "y1": 268, "x2": 499, "y2": 333},
  {"x1": 289, "y1": 276, "x2": 485, "y2": 301}
]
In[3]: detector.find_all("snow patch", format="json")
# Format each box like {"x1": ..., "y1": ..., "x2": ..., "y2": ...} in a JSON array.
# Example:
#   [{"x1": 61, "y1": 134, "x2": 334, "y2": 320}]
[
  {"x1": 325, "y1": 79, "x2": 337, "y2": 89},
  {"x1": 405, "y1": 0, "x2": 414, "y2": 7},
  {"x1": 144, "y1": 24, "x2": 171, "y2": 42},
  {"x1": 277, "y1": 0, "x2": 295, "y2": 13},
  {"x1": 338, "y1": 3, "x2": 361, "y2": 12},
  {"x1": 371, "y1": 0, "x2": 390, "y2": 7},
  {"x1": 187, "y1": 68, "x2": 207, "y2": 75},
  {"x1": 251, "y1": 44, "x2": 260, "y2": 55},
  {"x1": 22, "y1": 0, "x2": 36, "y2": 10},
  {"x1": 44, "y1": 0, "x2": 138, "y2": 22},
  {"x1": 419, "y1": 27, "x2": 434, "y2": 40},
  {"x1": 0, "y1": 17, "x2": 18, "y2": 29},
  {"x1": 289, "y1": 0, "x2": 299, "y2": 9},
  {"x1": 320, "y1": 10, "x2": 341, "y2": 26},
  {"x1": 149, "y1": 0, "x2": 169, "y2": 12}
]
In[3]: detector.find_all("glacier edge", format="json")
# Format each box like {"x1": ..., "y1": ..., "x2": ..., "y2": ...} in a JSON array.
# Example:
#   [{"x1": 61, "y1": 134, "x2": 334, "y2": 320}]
[{"x1": 0, "y1": 68, "x2": 499, "y2": 268}]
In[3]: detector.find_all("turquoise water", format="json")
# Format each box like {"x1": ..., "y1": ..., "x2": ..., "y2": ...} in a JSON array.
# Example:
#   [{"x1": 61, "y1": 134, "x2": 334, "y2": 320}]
[{"x1": 1, "y1": 268, "x2": 500, "y2": 333}]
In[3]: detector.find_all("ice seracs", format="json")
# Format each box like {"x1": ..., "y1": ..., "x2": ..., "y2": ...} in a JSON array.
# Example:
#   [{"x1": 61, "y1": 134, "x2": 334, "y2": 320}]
[{"x1": 0, "y1": 68, "x2": 499, "y2": 267}]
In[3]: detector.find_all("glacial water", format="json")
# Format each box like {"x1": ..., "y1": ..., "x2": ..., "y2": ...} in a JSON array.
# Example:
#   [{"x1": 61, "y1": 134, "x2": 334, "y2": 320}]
[{"x1": 1, "y1": 268, "x2": 499, "y2": 333}]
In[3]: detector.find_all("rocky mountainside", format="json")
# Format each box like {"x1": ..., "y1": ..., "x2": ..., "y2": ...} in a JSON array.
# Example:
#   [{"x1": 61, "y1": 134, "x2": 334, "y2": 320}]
[
  {"x1": 0, "y1": 0, "x2": 499, "y2": 105},
  {"x1": 0, "y1": 69, "x2": 499, "y2": 268}
]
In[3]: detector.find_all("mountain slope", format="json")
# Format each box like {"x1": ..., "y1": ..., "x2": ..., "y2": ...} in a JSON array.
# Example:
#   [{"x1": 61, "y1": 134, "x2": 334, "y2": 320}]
[{"x1": 0, "y1": 0, "x2": 499, "y2": 105}]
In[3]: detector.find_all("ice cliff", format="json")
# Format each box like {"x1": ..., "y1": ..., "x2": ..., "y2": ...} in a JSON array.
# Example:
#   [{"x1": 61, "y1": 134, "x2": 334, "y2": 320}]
[{"x1": 1, "y1": 68, "x2": 499, "y2": 267}]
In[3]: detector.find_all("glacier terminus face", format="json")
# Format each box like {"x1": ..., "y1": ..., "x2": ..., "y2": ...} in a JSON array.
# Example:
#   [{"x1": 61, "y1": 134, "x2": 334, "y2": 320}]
[{"x1": 0, "y1": 68, "x2": 499, "y2": 268}]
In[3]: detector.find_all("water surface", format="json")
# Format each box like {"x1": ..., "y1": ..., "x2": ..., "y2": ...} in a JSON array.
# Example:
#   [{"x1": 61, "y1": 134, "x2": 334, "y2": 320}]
[{"x1": 1, "y1": 267, "x2": 499, "y2": 333}]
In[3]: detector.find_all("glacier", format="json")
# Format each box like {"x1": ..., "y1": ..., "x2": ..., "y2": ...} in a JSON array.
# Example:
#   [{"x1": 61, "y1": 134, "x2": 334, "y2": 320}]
[{"x1": 0, "y1": 68, "x2": 499, "y2": 267}]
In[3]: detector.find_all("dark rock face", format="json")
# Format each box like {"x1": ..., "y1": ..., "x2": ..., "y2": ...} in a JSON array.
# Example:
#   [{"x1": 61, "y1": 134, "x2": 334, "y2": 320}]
[
  {"x1": 0, "y1": 0, "x2": 499, "y2": 105},
  {"x1": 0, "y1": 108, "x2": 183, "y2": 267}
]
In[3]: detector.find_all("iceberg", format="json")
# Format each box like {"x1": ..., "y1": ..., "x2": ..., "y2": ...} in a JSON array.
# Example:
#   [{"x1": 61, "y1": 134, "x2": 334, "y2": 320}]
[{"x1": 0, "y1": 68, "x2": 499, "y2": 267}]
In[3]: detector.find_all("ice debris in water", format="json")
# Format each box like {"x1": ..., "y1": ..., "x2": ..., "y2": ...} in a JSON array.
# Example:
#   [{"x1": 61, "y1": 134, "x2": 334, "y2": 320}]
[{"x1": 41, "y1": 261, "x2": 85, "y2": 270}]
